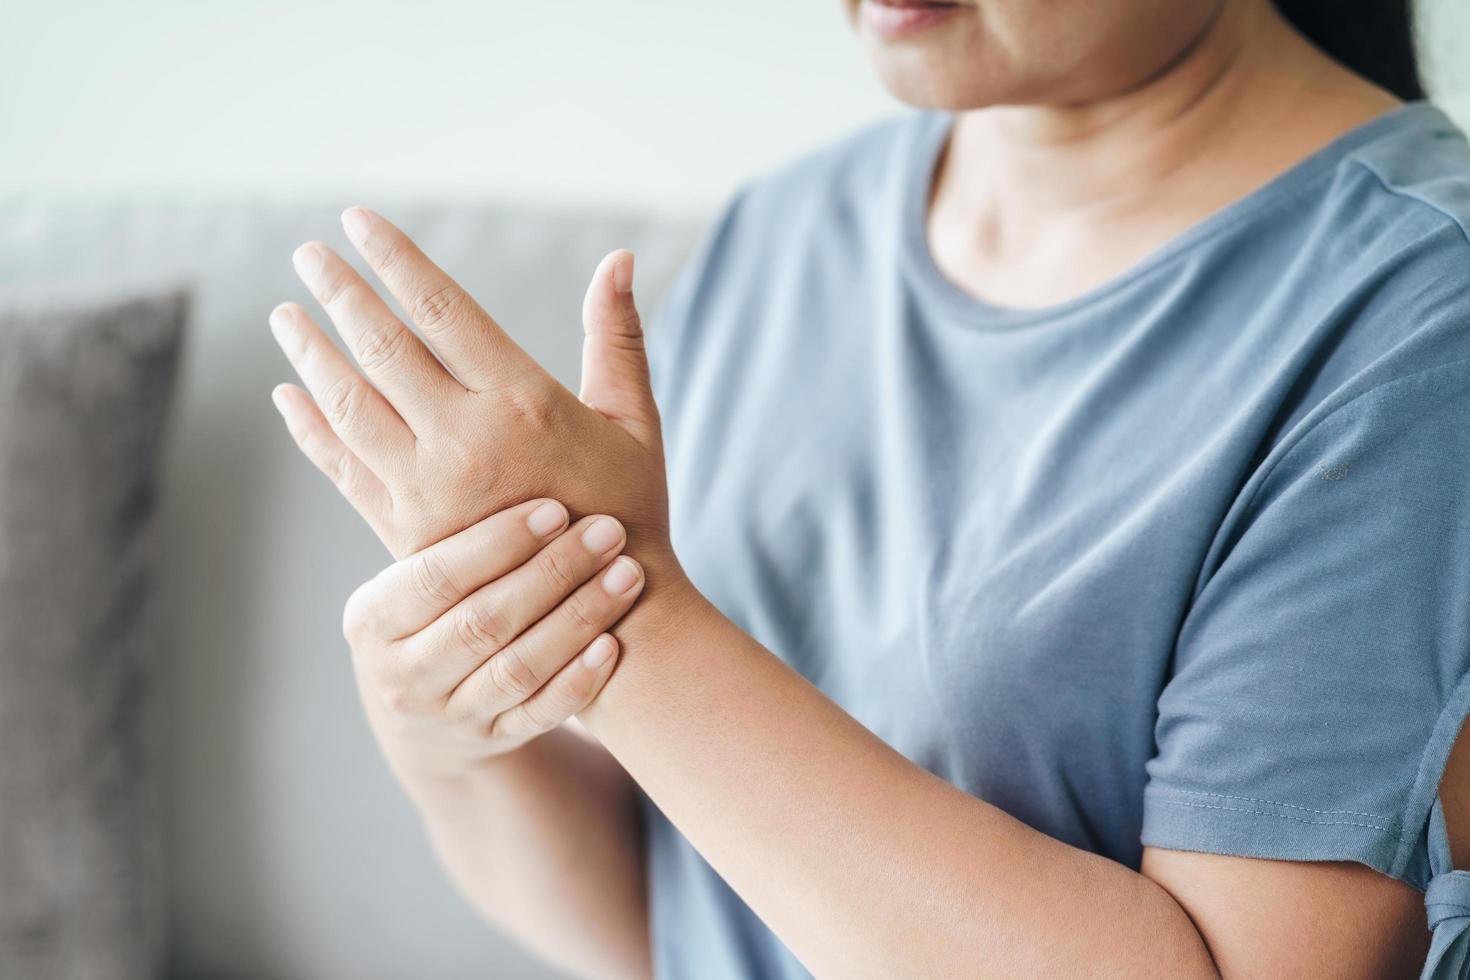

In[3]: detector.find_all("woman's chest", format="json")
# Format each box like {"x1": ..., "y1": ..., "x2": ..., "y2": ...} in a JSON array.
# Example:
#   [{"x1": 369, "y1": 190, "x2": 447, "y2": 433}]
[{"x1": 661, "y1": 313, "x2": 1259, "y2": 856}]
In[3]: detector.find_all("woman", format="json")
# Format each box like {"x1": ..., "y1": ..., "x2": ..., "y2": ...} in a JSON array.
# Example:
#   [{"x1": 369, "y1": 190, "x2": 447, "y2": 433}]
[{"x1": 267, "y1": 0, "x2": 1470, "y2": 976}]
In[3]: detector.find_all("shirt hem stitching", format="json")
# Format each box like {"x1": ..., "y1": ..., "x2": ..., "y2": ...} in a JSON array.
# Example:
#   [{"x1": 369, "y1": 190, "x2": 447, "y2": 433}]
[
  {"x1": 1146, "y1": 795, "x2": 1410, "y2": 842},
  {"x1": 1146, "y1": 787, "x2": 1390, "y2": 821}
]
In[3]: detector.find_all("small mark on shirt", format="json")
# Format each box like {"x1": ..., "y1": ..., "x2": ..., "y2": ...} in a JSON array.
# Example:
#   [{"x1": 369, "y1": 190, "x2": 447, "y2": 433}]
[{"x1": 1316, "y1": 462, "x2": 1349, "y2": 481}]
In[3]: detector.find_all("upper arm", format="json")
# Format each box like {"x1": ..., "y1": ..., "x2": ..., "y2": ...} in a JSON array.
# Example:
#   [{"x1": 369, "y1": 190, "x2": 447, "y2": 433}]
[
  {"x1": 1440, "y1": 720, "x2": 1470, "y2": 870},
  {"x1": 1140, "y1": 847, "x2": 1428, "y2": 978},
  {"x1": 1136, "y1": 728, "x2": 1470, "y2": 979}
]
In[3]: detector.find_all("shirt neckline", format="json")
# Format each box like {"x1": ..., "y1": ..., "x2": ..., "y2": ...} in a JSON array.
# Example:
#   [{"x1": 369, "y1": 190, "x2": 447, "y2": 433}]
[{"x1": 899, "y1": 99, "x2": 1453, "y2": 330}]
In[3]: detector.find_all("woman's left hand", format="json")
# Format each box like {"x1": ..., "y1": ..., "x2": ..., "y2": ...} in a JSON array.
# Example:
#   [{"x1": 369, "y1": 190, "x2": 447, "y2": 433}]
[
  {"x1": 268, "y1": 206, "x2": 680, "y2": 581},
  {"x1": 343, "y1": 500, "x2": 645, "y2": 780}
]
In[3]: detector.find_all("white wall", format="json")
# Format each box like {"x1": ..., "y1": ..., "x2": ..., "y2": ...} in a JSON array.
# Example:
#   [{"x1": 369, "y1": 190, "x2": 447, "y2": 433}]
[
  {"x1": 1423, "y1": 4, "x2": 1470, "y2": 130},
  {"x1": 2, "y1": 1, "x2": 1465, "y2": 216},
  {"x1": 0, "y1": 0, "x2": 895, "y2": 215}
]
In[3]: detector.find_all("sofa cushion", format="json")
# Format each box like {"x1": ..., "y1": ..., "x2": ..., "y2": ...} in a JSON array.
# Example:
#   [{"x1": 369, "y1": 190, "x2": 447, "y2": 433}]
[{"x1": 0, "y1": 289, "x2": 187, "y2": 980}]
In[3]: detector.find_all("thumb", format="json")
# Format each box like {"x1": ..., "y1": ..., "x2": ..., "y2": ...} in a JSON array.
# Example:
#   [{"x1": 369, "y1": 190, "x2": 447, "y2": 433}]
[{"x1": 579, "y1": 249, "x2": 660, "y2": 448}]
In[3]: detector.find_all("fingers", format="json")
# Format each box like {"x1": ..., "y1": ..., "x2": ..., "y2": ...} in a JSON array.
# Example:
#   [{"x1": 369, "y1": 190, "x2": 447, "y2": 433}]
[
  {"x1": 268, "y1": 301, "x2": 415, "y2": 470},
  {"x1": 447, "y1": 553, "x2": 644, "y2": 721},
  {"x1": 290, "y1": 240, "x2": 463, "y2": 430},
  {"x1": 339, "y1": 206, "x2": 536, "y2": 393},
  {"x1": 401, "y1": 515, "x2": 632, "y2": 693},
  {"x1": 579, "y1": 249, "x2": 661, "y2": 449},
  {"x1": 344, "y1": 498, "x2": 571, "y2": 641},
  {"x1": 486, "y1": 633, "x2": 621, "y2": 741},
  {"x1": 270, "y1": 383, "x2": 393, "y2": 531}
]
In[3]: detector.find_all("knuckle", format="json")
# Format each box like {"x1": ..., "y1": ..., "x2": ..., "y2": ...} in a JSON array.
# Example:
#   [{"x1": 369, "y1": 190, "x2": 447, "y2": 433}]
[
  {"x1": 438, "y1": 432, "x2": 484, "y2": 474},
  {"x1": 505, "y1": 386, "x2": 564, "y2": 431},
  {"x1": 321, "y1": 449, "x2": 352, "y2": 488},
  {"x1": 408, "y1": 549, "x2": 461, "y2": 610},
  {"x1": 485, "y1": 708, "x2": 521, "y2": 743},
  {"x1": 610, "y1": 306, "x2": 643, "y2": 339},
  {"x1": 381, "y1": 643, "x2": 436, "y2": 710},
  {"x1": 546, "y1": 671, "x2": 593, "y2": 722},
  {"x1": 485, "y1": 645, "x2": 540, "y2": 704},
  {"x1": 317, "y1": 268, "x2": 354, "y2": 309},
  {"x1": 355, "y1": 326, "x2": 411, "y2": 375},
  {"x1": 342, "y1": 578, "x2": 395, "y2": 646},
  {"x1": 341, "y1": 585, "x2": 372, "y2": 644},
  {"x1": 600, "y1": 331, "x2": 647, "y2": 357},
  {"x1": 511, "y1": 700, "x2": 555, "y2": 737},
  {"x1": 560, "y1": 670, "x2": 598, "y2": 712},
  {"x1": 412, "y1": 283, "x2": 467, "y2": 334},
  {"x1": 322, "y1": 375, "x2": 364, "y2": 429},
  {"x1": 390, "y1": 641, "x2": 434, "y2": 689},
  {"x1": 372, "y1": 236, "x2": 406, "y2": 276},
  {"x1": 536, "y1": 545, "x2": 581, "y2": 594},
  {"x1": 560, "y1": 590, "x2": 603, "y2": 633},
  {"x1": 453, "y1": 601, "x2": 512, "y2": 652},
  {"x1": 378, "y1": 683, "x2": 418, "y2": 716}
]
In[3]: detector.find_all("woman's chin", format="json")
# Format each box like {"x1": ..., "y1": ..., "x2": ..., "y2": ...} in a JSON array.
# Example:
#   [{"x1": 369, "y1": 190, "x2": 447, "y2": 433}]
[
  {"x1": 853, "y1": 3, "x2": 1010, "y2": 110},
  {"x1": 863, "y1": 47, "x2": 1009, "y2": 111}
]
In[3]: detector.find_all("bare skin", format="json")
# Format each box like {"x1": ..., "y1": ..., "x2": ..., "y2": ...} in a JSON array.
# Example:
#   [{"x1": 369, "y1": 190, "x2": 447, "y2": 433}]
[
  {"x1": 267, "y1": 0, "x2": 1464, "y2": 977},
  {"x1": 923, "y1": 0, "x2": 1400, "y2": 309}
]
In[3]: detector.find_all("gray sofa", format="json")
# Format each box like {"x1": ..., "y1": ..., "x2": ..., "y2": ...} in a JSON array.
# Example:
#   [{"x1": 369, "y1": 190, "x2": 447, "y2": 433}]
[{"x1": 0, "y1": 198, "x2": 703, "y2": 980}]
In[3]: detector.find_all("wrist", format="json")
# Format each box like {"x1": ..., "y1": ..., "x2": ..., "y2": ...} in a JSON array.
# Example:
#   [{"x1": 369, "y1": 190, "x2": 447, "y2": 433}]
[
  {"x1": 575, "y1": 558, "x2": 719, "y2": 737},
  {"x1": 617, "y1": 556, "x2": 708, "y2": 650}
]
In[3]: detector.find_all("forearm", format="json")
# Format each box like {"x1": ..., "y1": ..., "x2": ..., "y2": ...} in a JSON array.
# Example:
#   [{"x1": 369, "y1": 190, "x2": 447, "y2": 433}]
[
  {"x1": 580, "y1": 581, "x2": 1217, "y2": 978},
  {"x1": 396, "y1": 726, "x2": 651, "y2": 980}
]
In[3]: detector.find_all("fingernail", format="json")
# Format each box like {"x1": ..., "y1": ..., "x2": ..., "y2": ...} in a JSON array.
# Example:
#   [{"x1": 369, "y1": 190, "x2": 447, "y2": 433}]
[
  {"x1": 612, "y1": 251, "x2": 634, "y2": 294},
  {"x1": 268, "y1": 305, "x2": 301, "y2": 356},
  {"x1": 292, "y1": 242, "x2": 325, "y2": 281},
  {"x1": 526, "y1": 500, "x2": 567, "y2": 538},
  {"x1": 601, "y1": 556, "x2": 642, "y2": 596},
  {"x1": 270, "y1": 386, "x2": 289, "y2": 414},
  {"x1": 341, "y1": 207, "x2": 371, "y2": 247},
  {"x1": 581, "y1": 517, "x2": 624, "y2": 555},
  {"x1": 581, "y1": 634, "x2": 616, "y2": 669}
]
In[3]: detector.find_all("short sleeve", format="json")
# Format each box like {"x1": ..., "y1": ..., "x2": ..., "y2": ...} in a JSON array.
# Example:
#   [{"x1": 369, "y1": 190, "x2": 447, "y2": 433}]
[{"x1": 1142, "y1": 356, "x2": 1470, "y2": 973}]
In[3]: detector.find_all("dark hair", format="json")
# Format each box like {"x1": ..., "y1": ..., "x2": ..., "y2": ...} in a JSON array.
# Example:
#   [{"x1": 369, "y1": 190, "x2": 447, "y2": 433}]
[{"x1": 1273, "y1": 0, "x2": 1424, "y2": 101}]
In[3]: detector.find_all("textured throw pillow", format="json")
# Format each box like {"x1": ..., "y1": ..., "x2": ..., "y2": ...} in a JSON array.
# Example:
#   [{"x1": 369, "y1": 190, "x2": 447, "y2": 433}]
[{"x1": 0, "y1": 290, "x2": 187, "y2": 980}]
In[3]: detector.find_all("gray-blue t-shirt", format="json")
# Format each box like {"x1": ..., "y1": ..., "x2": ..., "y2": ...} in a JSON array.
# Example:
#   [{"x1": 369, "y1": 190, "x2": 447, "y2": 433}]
[{"x1": 642, "y1": 101, "x2": 1470, "y2": 978}]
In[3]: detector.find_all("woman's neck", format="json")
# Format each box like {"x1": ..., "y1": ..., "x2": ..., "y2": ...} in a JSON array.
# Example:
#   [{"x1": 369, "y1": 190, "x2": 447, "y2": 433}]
[{"x1": 927, "y1": 0, "x2": 1402, "y2": 309}]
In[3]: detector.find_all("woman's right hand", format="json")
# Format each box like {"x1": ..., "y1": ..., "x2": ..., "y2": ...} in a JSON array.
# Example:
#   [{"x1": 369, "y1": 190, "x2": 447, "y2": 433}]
[{"x1": 341, "y1": 497, "x2": 646, "y2": 782}]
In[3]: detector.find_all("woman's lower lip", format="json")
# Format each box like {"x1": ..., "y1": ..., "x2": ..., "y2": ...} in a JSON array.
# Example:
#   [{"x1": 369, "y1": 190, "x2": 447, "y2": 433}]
[{"x1": 860, "y1": 1, "x2": 960, "y2": 40}]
